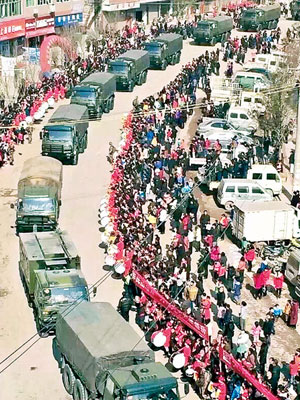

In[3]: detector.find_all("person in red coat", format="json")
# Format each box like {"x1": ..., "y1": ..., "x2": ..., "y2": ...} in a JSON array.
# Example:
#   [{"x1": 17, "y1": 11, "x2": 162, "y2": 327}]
[
  {"x1": 245, "y1": 246, "x2": 256, "y2": 272},
  {"x1": 253, "y1": 270, "x2": 264, "y2": 299},
  {"x1": 289, "y1": 300, "x2": 299, "y2": 327},
  {"x1": 273, "y1": 270, "x2": 284, "y2": 298}
]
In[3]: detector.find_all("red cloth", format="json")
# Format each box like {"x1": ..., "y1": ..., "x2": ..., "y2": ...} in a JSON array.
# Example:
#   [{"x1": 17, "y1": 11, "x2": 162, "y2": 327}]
[
  {"x1": 245, "y1": 248, "x2": 255, "y2": 262},
  {"x1": 290, "y1": 301, "x2": 299, "y2": 326},
  {"x1": 253, "y1": 273, "x2": 263, "y2": 289},
  {"x1": 273, "y1": 274, "x2": 284, "y2": 289},
  {"x1": 261, "y1": 269, "x2": 271, "y2": 286}
]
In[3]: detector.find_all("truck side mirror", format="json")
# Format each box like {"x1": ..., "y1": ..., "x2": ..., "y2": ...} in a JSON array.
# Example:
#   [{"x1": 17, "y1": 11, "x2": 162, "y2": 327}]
[
  {"x1": 184, "y1": 383, "x2": 190, "y2": 395},
  {"x1": 10, "y1": 203, "x2": 15, "y2": 209},
  {"x1": 92, "y1": 287, "x2": 97, "y2": 297}
]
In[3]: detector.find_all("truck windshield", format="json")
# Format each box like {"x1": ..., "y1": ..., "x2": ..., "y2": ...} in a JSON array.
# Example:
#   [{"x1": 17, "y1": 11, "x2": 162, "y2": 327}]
[
  {"x1": 144, "y1": 43, "x2": 161, "y2": 55},
  {"x1": 73, "y1": 89, "x2": 96, "y2": 99},
  {"x1": 47, "y1": 129, "x2": 72, "y2": 141},
  {"x1": 197, "y1": 23, "x2": 210, "y2": 32},
  {"x1": 109, "y1": 64, "x2": 128, "y2": 74},
  {"x1": 126, "y1": 390, "x2": 178, "y2": 400},
  {"x1": 43, "y1": 286, "x2": 88, "y2": 305},
  {"x1": 20, "y1": 198, "x2": 55, "y2": 212},
  {"x1": 245, "y1": 10, "x2": 257, "y2": 17}
]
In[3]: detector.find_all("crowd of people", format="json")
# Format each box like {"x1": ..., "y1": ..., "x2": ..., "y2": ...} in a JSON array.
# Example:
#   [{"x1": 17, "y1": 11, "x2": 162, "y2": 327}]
[{"x1": 101, "y1": 19, "x2": 300, "y2": 400}]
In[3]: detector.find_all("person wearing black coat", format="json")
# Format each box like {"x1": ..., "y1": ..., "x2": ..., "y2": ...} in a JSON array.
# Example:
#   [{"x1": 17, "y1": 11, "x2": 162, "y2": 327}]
[
  {"x1": 117, "y1": 293, "x2": 133, "y2": 322},
  {"x1": 259, "y1": 341, "x2": 269, "y2": 376}
]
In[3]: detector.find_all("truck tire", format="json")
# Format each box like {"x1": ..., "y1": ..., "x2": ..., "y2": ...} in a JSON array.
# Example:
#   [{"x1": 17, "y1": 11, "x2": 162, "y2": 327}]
[
  {"x1": 84, "y1": 132, "x2": 88, "y2": 149},
  {"x1": 211, "y1": 37, "x2": 216, "y2": 46},
  {"x1": 73, "y1": 378, "x2": 88, "y2": 400},
  {"x1": 268, "y1": 21, "x2": 272, "y2": 30},
  {"x1": 161, "y1": 60, "x2": 167, "y2": 70},
  {"x1": 257, "y1": 24, "x2": 262, "y2": 32},
  {"x1": 170, "y1": 54, "x2": 176, "y2": 65},
  {"x1": 175, "y1": 52, "x2": 180, "y2": 63},
  {"x1": 71, "y1": 151, "x2": 78, "y2": 165},
  {"x1": 62, "y1": 364, "x2": 75, "y2": 395},
  {"x1": 104, "y1": 100, "x2": 110, "y2": 113},
  {"x1": 109, "y1": 96, "x2": 115, "y2": 110},
  {"x1": 142, "y1": 70, "x2": 147, "y2": 83},
  {"x1": 273, "y1": 19, "x2": 278, "y2": 28}
]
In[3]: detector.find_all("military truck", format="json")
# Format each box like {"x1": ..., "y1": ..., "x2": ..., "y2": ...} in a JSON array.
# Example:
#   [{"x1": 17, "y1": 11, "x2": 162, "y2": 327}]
[
  {"x1": 143, "y1": 33, "x2": 183, "y2": 70},
  {"x1": 107, "y1": 50, "x2": 150, "y2": 92},
  {"x1": 193, "y1": 16, "x2": 233, "y2": 45},
  {"x1": 291, "y1": 1, "x2": 300, "y2": 20},
  {"x1": 239, "y1": 4, "x2": 281, "y2": 31},
  {"x1": 71, "y1": 72, "x2": 116, "y2": 118},
  {"x1": 15, "y1": 156, "x2": 62, "y2": 234},
  {"x1": 53, "y1": 302, "x2": 180, "y2": 400},
  {"x1": 19, "y1": 231, "x2": 89, "y2": 335},
  {"x1": 42, "y1": 104, "x2": 89, "y2": 165}
]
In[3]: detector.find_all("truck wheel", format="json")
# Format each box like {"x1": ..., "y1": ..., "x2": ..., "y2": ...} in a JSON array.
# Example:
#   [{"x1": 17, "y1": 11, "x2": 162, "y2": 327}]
[
  {"x1": 273, "y1": 19, "x2": 278, "y2": 28},
  {"x1": 142, "y1": 70, "x2": 147, "y2": 83},
  {"x1": 211, "y1": 37, "x2": 216, "y2": 46},
  {"x1": 73, "y1": 378, "x2": 88, "y2": 400},
  {"x1": 225, "y1": 201, "x2": 234, "y2": 210},
  {"x1": 62, "y1": 364, "x2": 75, "y2": 395},
  {"x1": 257, "y1": 24, "x2": 262, "y2": 32},
  {"x1": 109, "y1": 96, "x2": 115, "y2": 110},
  {"x1": 71, "y1": 151, "x2": 78, "y2": 165},
  {"x1": 268, "y1": 21, "x2": 272, "y2": 30},
  {"x1": 161, "y1": 60, "x2": 167, "y2": 70},
  {"x1": 104, "y1": 101, "x2": 110, "y2": 113}
]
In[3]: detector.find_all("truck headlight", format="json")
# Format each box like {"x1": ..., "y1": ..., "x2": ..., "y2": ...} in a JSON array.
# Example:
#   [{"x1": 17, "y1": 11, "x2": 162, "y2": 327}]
[
  {"x1": 49, "y1": 215, "x2": 56, "y2": 221},
  {"x1": 42, "y1": 311, "x2": 49, "y2": 315}
]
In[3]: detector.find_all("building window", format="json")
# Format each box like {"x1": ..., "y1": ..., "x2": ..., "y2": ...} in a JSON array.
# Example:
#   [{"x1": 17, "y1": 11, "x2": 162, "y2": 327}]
[
  {"x1": 26, "y1": 0, "x2": 35, "y2": 6},
  {"x1": 37, "y1": 0, "x2": 48, "y2": 4},
  {"x1": 0, "y1": 0, "x2": 22, "y2": 17},
  {"x1": 56, "y1": 0, "x2": 70, "y2": 3}
]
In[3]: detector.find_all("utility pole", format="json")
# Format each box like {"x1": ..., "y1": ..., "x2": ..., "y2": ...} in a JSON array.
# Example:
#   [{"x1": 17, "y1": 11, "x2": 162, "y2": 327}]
[{"x1": 293, "y1": 86, "x2": 300, "y2": 191}]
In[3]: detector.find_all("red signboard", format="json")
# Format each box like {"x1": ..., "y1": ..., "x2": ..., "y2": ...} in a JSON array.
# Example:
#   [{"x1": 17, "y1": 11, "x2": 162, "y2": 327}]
[
  {"x1": 0, "y1": 18, "x2": 25, "y2": 41},
  {"x1": 25, "y1": 16, "x2": 55, "y2": 38}
]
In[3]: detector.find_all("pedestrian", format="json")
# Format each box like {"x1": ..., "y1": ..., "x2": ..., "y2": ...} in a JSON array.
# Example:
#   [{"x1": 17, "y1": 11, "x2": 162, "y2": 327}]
[
  {"x1": 259, "y1": 340, "x2": 269, "y2": 376},
  {"x1": 289, "y1": 300, "x2": 299, "y2": 328},
  {"x1": 233, "y1": 276, "x2": 241, "y2": 304},
  {"x1": 236, "y1": 330, "x2": 250, "y2": 359},
  {"x1": 244, "y1": 245, "x2": 255, "y2": 272},
  {"x1": 269, "y1": 358, "x2": 281, "y2": 395},
  {"x1": 273, "y1": 270, "x2": 284, "y2": 298},
  {"x1": 283, "y1": 299, "x2": 292, "y2": 323},
  {"x1": 117, "y1": 292, "x2": 133, "y2": 322},
  {"x1": 239, "y1": 301, "x2": 248, "y2": 331},
  {"x1": 251, "y1": 321, "x2": 262, "y2": 347}
]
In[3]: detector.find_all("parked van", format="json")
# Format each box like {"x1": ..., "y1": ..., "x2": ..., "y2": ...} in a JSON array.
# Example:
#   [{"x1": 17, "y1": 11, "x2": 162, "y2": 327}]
[
  {"x1": 243, "y1": 62, "x2": 271, "y2": 79},
  {"x1": 232, "y1": 71, "x2": 270, "y2": 92},
  {"x1": 247, "y1": 164, "x2": 282, "y2": 196},
  {"x1": 240, "y1": 92, "x2": 265, "y2": 115},
  {"x1": 255, "y1": 52, "x2": 286, "y2": 73},
  {"x1": 217, "y1": 178, "x2": 273, "y2": 209},
  {"x1": 227, "y1": 106, "x2": 258, "y2": 133},
  {"x1": 285, "y1": 249, "x2": 300, "y2": 298}
]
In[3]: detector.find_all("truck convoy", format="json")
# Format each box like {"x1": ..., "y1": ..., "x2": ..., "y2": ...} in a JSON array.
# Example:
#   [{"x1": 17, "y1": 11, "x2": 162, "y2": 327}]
[
  {"x1": 71, "y1": 72, "x2": 116, "y2": 118},
  {"x1": 42, "y1": 104, "x2": 89, "y2": 165},
  {"x1": 239, "y1": 4, "x2": 281, "y2": 31},
  {"x1": 193, "y1": 16, "x2": 233, "y2": 45},
  {"x1": 15, "y1": 156, "x2": 63, "y2": 234},
  {"x1": 19, "y1": 231, "x2": 89, "y2": 335},
  {"x1": 290, "y1": 1, "x2": 300, "y2": 20},
  {"x1": 108, "y1": 50, "x2": 150, "y2": 91},
  {"x1": 54, "y1": 301, "x2": 179, "y2": 400},
  {"x1": 143, "y1": 33, "x2": 183, "y2": 70}
]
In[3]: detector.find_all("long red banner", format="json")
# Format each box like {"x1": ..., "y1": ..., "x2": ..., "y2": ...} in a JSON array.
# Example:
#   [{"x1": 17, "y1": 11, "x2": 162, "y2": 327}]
[{"x1": 131, "y1": 270, "x2": 279, "y2": 400}]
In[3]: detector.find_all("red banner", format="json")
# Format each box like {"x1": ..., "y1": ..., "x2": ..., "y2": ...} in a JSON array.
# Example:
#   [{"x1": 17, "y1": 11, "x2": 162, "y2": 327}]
[
  {"x1": 132, "y1": 270, "x2": 209, "y2": 342},
  {"x1": 0, "y1": 18, "x2": 25, "y2": 41}
]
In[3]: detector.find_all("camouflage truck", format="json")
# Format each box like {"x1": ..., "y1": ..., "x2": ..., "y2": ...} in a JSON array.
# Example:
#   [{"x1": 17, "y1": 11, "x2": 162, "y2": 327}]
[
  {"x1": 239, "y1": 4, "x2": 281, "y2": 31},
  {"x1": 19, "y1": 231, "x2": 89, "y2": 336},
  {"x1": 143, "y1": 33, "x2": 183, "y2": 70},
  {"x1": 42, "y1": 104, "x2": 89, "y2": 165},
  {"x1": 193, "y1": 16, "x2": 233, "y2": 45},
  {"x1": 15, "y1": 156, "x2": 62, "y2": 234},
  {"x1": 291, "y1": 1, "x2": 300, "y2": 20},
  {"x1": 71, "y1": 72, "x2": 116, "y2": 118},
  {"x1": 53, "y1": 302, "x2": 180, "y2": 400},
  {"x1": 108, "y1": 50, "x2": 150, "y2": 92}
]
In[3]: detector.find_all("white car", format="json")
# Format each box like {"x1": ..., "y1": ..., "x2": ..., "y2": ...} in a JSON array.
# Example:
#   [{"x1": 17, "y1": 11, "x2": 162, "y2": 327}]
[
  {"x1": 200, "y1": 130, "x2": 253, "y2": 151},
  {"x1": 197, "y1": 118, "x2": 253, "y2": 136}
]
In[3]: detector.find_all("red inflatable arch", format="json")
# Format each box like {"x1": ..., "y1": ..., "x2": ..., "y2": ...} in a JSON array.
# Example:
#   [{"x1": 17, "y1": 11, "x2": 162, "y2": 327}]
[{"x1": 40, "y1": 34, "x2": 77, "y2": 73}]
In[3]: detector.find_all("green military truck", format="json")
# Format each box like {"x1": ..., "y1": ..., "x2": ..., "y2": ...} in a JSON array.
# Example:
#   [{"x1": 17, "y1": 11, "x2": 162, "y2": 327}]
[
  {"x1": 19, "y1": 231, "x2": 89, "y2": 336},
  {"x1": 108, "y1": 50, "x2": 150, "y2": 92},
  {"x1": 193, "y1": 16, "x2": 233, "y2": 45},
  {"x1": 291, "y1": 1, "x2": 300, "y2": 20},
  {"x1": 143, "y1": 33, "x2": 183, "y2": 70},
  {"x1": 15, "y1": 156, "x2": 62, "y2": 234},
  {"x1": 71, "y1": 72, "x2": 116, "y2": 118},
  {"x1": 42, "y1": 104, "x2": 89, "y2": 165},
  {"x1": 239, "y1": 4, "x2": 281, "y2": 31},
  {"x1": 53, "y1": 302, "x2": 180, "y2": 400}
]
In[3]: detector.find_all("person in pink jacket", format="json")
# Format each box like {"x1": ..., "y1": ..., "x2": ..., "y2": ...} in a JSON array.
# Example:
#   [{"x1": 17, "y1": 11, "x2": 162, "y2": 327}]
[{"x1": 251, "y1": 321, "x2": 262, "y2": 346}]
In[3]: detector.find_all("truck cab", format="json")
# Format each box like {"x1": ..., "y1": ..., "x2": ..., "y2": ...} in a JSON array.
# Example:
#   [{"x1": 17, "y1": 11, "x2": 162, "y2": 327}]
[
  {"x1": 291, "y1": 0, "x2": 300, "y2": 20},
  {"x1": 33, "y1": 269, "x2": 89, "y2": 335},
  {"x1": 108, "y1": 59, "x2": 135, "y2": 91},
  {"x1": 143, "y1": 41, "x2": 167, "y2": 68},
  {"x1": 71, "y1": 85, "x2": 103, "y2": 117},
  {"x1": 103, "y1": 363, "x2": 179, "y2": 400}
]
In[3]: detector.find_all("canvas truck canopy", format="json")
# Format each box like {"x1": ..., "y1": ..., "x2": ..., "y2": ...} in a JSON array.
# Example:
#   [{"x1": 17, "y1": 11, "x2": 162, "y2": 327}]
[
  {"x1": 49, "y1": 104, "x2": 88, "y2": 123},
  {"x1": 19, "y1": 156, "x2": 62, "y2": 184},
  {"x1": 56, "y1": 302, "x2": 154, "y2": 393}
]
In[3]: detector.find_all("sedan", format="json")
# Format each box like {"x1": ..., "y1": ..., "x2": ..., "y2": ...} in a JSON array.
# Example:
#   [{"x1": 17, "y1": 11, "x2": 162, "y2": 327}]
[
  {"x1": 201, "y1": 130, "x2": 253, "y2": 151},
  {"x1": 197, "y1": 118, "x2": 253, "y2": 136}
]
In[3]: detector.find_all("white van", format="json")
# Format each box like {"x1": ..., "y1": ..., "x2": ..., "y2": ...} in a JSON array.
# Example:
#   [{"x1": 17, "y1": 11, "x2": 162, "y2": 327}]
[
  {"x1": 217, "y1": 178, "x2": 273, "y2": 210},
  {"x1": 240, "y1": 92, "x2": 265, "y2": 115},
  {"x1": 232, "y1": 71, "x2": 270, "y2": 92},
  {"x1": 255, "y1": 52, "x2": 286, "y2": 73},
  {"x1": 227, "y1": 106, "x2": 258, "y2": 133},
  {"x1": 247, "y1": 164, "x2": 282, "y2": 196}
]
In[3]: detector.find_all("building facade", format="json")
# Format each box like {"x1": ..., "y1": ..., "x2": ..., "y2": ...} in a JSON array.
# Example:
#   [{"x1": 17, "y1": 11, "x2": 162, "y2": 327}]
[{"x1": 0, "y1": 0, "x2": 83, "y2": 58}]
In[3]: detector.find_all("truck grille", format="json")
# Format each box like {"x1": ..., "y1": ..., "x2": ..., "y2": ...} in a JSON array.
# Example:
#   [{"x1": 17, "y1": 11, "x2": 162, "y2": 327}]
[
  {"x1": 49, "y1": 144, "x2": 64, "y2": 153},
  {"x1": 24, "y1": 216, "x2": 49, "y2": 224}
]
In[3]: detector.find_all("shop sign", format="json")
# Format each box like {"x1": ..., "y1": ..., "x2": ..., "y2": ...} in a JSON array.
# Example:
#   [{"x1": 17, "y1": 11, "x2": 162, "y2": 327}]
[
  {"x1": 0, "y1": 19, "x2": 25, "y2": 42},
  {"x1": 55, "y1": 13, "x2": 83, "y2": 27},
  {"x1": 25, "y1": 16, "x2": 55, "y2": 38}
]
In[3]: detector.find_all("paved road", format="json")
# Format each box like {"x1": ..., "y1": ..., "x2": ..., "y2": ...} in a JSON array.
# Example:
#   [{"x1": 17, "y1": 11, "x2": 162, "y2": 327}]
[{"x1": 0, "y1": 18, "x2": 295, "y2": 400}]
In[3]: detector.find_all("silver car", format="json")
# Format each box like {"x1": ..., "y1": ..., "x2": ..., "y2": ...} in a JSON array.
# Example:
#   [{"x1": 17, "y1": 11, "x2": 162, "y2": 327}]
[{"x1": 197, "y1": 118, "x2": 253, "y2": 136}]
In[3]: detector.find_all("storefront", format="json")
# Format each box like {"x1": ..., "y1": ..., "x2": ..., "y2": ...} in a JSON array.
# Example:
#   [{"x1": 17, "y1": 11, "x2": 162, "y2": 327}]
[
  {"x1": 54, "y1": 12, "x2": 83, "y2": 30},
  {"x1": 0, "y1": 18, "x2": 25, "y2": 57},
  {"x1": 25, "y1": 16, "x2": 55, "y2": 48}
]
